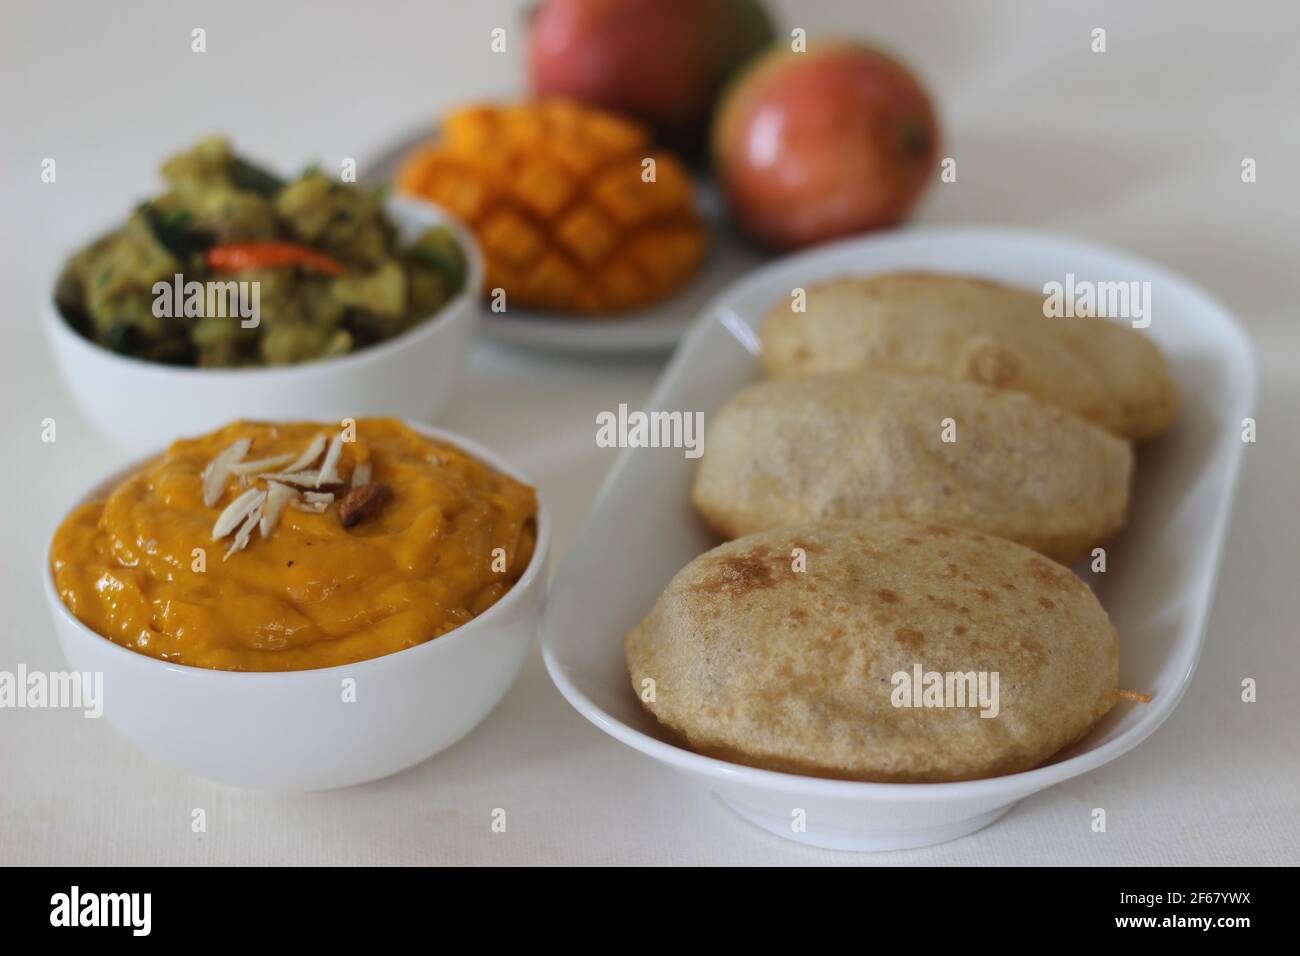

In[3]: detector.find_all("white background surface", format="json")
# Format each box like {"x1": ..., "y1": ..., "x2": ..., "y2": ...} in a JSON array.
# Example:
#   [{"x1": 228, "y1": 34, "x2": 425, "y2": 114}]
[{"x1": 2, "y1": 0, "x2": 1297, "y2": 865}]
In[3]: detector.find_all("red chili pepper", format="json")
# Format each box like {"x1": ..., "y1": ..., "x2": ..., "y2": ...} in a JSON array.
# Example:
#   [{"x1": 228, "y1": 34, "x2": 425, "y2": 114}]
[{"x1": 206, "y1": 242, "x2": 345, "y2": 276}]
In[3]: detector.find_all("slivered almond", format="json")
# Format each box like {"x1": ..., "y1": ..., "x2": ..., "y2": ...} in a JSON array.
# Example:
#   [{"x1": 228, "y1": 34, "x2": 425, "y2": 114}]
[
  {"x1": 290, "y1": 491, "x2": 334, "y2": 513},
  {"x1": 351, "y1": 461, "x2": 372, "y2": 488},
  {"x1": 317, "y1": 433, "x2": 345, "y2": 488},
  {"x1": 201, "y1": 437, "x2": 252, "y2": 507},
  {"x1": 211, "y1": 487, "x2": 266, "y2": 540},
  {"x1": 225, "y1": 505, "x2": 263, "y2": 560},
  {"x1": 260, "y1": 482, "x2": 296, "y2": 537},
  {"x1": 338, "y1": 483, "x2": 393, "y2": 528},
  {"x1": 259, "y1": 470, "x2": 341, "y2": 488},
  {"x1": 228, "y1": 453, "x2": 296, "y2": 477},
  {"x1": 284, "y1": 432, "x2": 329, "y2": 473}
]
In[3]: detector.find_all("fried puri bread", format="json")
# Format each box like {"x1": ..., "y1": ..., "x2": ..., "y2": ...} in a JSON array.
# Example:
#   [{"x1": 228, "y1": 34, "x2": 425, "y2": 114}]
[
  {"x1": 758, "y1": 273, "x2": 1179, "y2": 442},
  {"x1": 692, "y1": 372, "x2": 1132, "y2": 565},
  {"x1": 624, "y1": 520, "x2": 1120, "y2": 782}
]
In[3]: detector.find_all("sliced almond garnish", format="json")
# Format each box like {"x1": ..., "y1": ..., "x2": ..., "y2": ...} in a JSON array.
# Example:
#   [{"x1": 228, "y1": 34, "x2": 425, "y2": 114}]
[
  {"x1": 289, "y1": 491, "x2": 334, "y2": 513},
  {"x1": 260, "y1": 481, "x2": 296, "y2": 537},
  {"x1": 259, "y1": 470, "x2": 341, "y2": 488},
  {"x1": 317, "y1": 433, "x2": 345, "y2": 488},
  {"x1": 201, "y1": 437, "x2": 252, "y2": 507},
  {"x1": 211, "y1": 487, "x2": 266, "y2": 540},
  {"x1": 338, "y1": 483, "x2": 393, "y2": 528},
  {"x1": 202, "y1": 431, "x2": 361, "y2": 559},
  {"x1": 228, "y1": 453, "x2": 296, "y2": 477},
  {"x1": 284, "y1": 432, "x2": 329, "y2": 474},
  {"x1": 224, "y1": 505, "x2": 263, "y2": 561}
]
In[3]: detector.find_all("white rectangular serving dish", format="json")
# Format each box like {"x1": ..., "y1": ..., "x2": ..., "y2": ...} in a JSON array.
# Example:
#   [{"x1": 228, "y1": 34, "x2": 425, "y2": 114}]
[{"x1": 542, "y1": 226, "x2": 1256, "y2": 851}]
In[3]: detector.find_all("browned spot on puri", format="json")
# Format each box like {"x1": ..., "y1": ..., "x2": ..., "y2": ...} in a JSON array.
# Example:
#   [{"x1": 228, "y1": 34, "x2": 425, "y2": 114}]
[
  {"x1": 1038, "y1": 596, "x2": 1056, "y2": 610},
  {"x1": 923, "y1": 525, "x2": 954, "y2": 537},
  {"x1": 955, "y1": 624, "x2": 969, "y2": 636},
  {"x1": 945, "y1": 563, "x2": 960, "y2": 577},
  {"x1": 1001, "y1": 581, "x2": 1018, "y2": 591},
  {"x1": 894, "y1": 627, "x2": 925, "y2": 649},
  {"x1": 1026, "y1": 557, "x2": 1073, "y2": 592},
  {"x1": 696, "y1": 547, "x2": 777, "y2": 595},
  {"x1": 788, "y1": 607, "x2": 808, "y2": 623},
  {"x1": 903, "y1": 536, "x2": 922, "y2": 546},
  {"x1": 975, "y1": 587, "x2": 996, "y2": 602},
  {"x1": 875, "y1": 588, "x2": 901, "y2": 605},
  {"x1": 1017, "y1": 637, "x2": 1046, "y2": 668}
]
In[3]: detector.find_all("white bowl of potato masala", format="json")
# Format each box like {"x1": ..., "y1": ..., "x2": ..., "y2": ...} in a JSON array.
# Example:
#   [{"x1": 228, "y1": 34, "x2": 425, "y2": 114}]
[
  {"x1": 45, "y1": 138, "x2": 483, "y2": 453},
  {"x1": 45, "y1": 418, "x2": 548, "y2": 790}
]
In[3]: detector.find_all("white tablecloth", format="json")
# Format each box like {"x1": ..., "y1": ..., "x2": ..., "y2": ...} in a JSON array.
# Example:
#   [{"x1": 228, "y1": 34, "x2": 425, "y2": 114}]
[{"x1": 2, "y1": 0, "x2": 1297, "y2": 865}]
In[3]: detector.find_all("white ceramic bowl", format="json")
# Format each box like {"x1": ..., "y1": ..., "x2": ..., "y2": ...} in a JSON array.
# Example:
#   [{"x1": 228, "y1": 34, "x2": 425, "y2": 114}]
[
  {"x1": 45, "y1": 423, "x2": 549, "y2": 791},
  {"x1": 542, "y1": 227, "x2": 1256, "y2": 851},
  {"x1": 44, "y1": 197, "x2": 484, "y2": 453}
]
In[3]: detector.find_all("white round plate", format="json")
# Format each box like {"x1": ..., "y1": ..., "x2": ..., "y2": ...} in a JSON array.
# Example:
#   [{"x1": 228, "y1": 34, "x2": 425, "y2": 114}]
[{"x1": 362, "y1": 129, "x2": 766, "y2": 354}]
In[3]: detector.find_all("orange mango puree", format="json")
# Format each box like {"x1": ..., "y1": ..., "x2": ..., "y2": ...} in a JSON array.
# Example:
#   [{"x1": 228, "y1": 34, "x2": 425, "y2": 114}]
[{"x1": 50, "y1": 419, "x2": 537, "y2": 671}]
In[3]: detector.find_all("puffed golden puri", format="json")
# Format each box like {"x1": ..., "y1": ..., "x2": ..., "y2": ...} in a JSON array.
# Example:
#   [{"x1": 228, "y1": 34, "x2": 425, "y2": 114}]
[
  {"x1": 758, "y1": 273, "x2": 1179, "y2": 442},
  {"x1": 50, "y1": 419, "x2": 537, "y2": 671},
  {"x1": 691, "y1": 372, "x2": 1132, "y2": 565},
  {"x1": 624, "y1": 520, "x2": 1120, "y2": 783}
]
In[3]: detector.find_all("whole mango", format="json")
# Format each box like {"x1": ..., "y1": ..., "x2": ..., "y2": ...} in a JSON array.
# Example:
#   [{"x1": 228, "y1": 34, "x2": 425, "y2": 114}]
[
  {"x1": 713, "y1": 41, "x2": 940, "y2": 249},
  {"x1": 529, "y1": 0, "x2": 775, "y2": 153}
]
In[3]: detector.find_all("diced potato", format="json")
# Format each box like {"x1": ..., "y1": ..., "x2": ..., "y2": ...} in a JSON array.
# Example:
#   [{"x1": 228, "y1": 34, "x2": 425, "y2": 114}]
[{"x1": 331, "y1": 261, "x2": 406, "y2": 319}]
